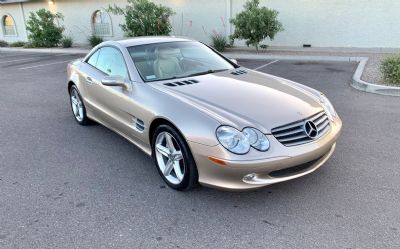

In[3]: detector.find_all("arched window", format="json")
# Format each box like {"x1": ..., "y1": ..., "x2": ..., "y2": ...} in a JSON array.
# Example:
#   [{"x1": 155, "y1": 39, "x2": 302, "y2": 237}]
[
  {"x1": 2, "y1": 15, "x2": 17, "y2": 36},
  {"x1": 92, "y1": 11, "x2": 112, "y2": 37}
]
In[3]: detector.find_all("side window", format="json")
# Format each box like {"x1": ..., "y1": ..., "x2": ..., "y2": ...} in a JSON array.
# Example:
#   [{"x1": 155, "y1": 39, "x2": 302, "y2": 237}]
[
  {"x1": 87, "y1": 50, "x2": 100, "y2": 67},
  {"x1": 96, "y1": 47, "x2": 128, "y2": 78}
]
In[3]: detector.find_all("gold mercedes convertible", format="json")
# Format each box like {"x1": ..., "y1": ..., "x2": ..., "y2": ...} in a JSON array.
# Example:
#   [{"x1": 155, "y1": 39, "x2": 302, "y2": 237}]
[{"x1": 67, "y1": 37, "x2": 342, "y2": 191}]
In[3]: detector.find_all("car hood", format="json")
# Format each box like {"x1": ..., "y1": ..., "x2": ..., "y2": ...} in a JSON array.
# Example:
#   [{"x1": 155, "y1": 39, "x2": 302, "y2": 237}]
[{"x1": 149, "y1": 69, "x2": 323, "y2": 134}]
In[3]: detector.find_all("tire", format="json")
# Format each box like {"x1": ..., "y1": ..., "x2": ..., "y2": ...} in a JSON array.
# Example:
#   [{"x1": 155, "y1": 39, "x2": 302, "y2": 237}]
[
  {"x1": 69, "y1": 85, "x2": 90, "y2": 126},
  {"x1": 152, "y1": 124, "x2": 199, "y2": 191}
]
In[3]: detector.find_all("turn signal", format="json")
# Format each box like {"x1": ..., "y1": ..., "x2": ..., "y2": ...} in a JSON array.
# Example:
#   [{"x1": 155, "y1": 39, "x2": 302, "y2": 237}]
[{"x1": 208, "y1": 156, "x2": 226, "y2": 166}]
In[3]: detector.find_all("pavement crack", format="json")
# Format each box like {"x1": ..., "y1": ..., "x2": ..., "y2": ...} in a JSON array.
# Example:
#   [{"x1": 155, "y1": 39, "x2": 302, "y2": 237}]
[{"x1": 262, "y1": 219, "x2": 279, "y2": 227}]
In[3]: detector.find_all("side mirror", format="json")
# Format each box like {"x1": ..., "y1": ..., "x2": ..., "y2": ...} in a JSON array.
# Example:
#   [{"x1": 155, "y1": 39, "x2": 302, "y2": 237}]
[
  {"x1": 101, "y1": 76, "x2": 132, "y2": 91},
  {"x1": 230, "y1": 58, "x2": 238, "y2": 64}
]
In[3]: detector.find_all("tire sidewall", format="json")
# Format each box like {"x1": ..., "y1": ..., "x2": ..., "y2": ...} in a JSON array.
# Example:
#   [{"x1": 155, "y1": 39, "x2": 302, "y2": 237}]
[
  {"x1": 69, "y1": 85, "x2": 89, "y2": 125},
  {"x1": 152, "y1": 124, "x2": 198, "y2": 190}
]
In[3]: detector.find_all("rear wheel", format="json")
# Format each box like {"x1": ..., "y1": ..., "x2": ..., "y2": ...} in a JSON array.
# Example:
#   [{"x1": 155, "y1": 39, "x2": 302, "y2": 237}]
[
  {"x1": 152, "y1": 124, "x2": 198, "y2": 191},
  {"x1": 69, "y1": 85, "x2": 90, "y2": 125}
]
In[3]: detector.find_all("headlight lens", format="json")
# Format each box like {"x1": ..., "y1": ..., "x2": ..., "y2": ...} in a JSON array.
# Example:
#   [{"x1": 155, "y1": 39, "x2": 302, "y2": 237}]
[
  {"x1": 216, "y1": 126, "x2": 270, "y2": 154},
  {"x1": 319, "y1": 94, "x2": 337, "y2": 120},
  {"x1": 216, "y1": 126, "x2": 250, "y2": 154},
  {"x1": 243, "y1": 128, "x2": 270, "y2": 151}
]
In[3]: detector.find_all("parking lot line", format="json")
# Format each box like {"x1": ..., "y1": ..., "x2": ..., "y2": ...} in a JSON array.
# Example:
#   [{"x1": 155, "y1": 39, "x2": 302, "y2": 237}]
[
  {"x1": 253, "y1": 60, "x2": 279, "y2": 71},
  {"x1": 0, "y1": 53, "x2": 36, "y2": 58},
  {"x1": 19, "y1": 60, "x2": 72, "y2": 70},
  {"x1": 0, "y1": 57, "x2": 37, "y2": 64}
]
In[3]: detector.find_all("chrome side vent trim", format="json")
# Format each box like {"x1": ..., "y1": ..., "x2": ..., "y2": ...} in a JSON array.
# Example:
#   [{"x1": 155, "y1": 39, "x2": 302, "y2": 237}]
[
  {"x1": 271, "y1": 111, "x2": 331, "y2": 147},
  {"x1": 231, "y1": 70, "x2": 247, "y2": 75},
  {"x1": 164, "y1": 79, "x2": 199, "y2": 87},
  {"x1": 132, "y1": 117, "x2": 145, "y2": 133}
]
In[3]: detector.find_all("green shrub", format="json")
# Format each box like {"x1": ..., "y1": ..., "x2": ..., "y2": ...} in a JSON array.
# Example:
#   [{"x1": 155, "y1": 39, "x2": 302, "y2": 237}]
[
  {"x1": 230, "y1": 0, "x2": 283, "y2": 50},
  {"x1": 88, "y1": 35, "x2": 103, "y2": 48},
  {"x1": 210, "y1": 32, "x2": 228, "y2": 52},
  {"x1": 61, "y1": 36, "x2": 73, "y2": 48},
  {"x1": 0, "y1": 40, "x2": 8, "y2": 47},
  {"x1": 26, "y1": 8, "x2": 64, "y2": 47},
  {"x1": 381, "y1": 55, "x2": 400, "y2": 85},
  {"x1": 9, "y1": 41, "x2": 26, "y2": 47},
  {"x1": 107, "y1": 0, "x2": 175, "y2": 36},
  {"x1": 23, "y1": 42, "x2": 35, "y2": 48}
]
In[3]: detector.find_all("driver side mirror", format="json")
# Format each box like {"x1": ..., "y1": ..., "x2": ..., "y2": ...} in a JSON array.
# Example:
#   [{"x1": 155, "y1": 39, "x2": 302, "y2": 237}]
[
  {"x1": 101, "y1": 76, "x2": 132, "y2": 91},
  {"x1": 230, "y1": 58, "x2": 238, "y2": 64}
]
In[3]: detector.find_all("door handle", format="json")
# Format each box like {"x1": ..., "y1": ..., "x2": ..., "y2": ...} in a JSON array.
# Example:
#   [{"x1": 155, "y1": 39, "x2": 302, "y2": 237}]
[{"x1": 86, "y1": 76, "x2": 93, "y2": 83}]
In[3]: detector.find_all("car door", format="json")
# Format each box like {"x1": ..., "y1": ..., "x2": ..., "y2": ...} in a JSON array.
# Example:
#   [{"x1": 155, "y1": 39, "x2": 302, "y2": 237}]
[
  {"x1": 78, "y1": 48, "x2": 104, "y2": 115},
  {"x1": 81, "y1": 46, "x2": 138, "y2": 139}
]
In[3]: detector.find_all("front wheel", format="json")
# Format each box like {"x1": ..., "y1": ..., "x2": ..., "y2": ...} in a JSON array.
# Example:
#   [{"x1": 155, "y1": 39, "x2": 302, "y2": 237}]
[
  {"x1": 152, "y1": 125, "x2": 198, "y2": 191},
  {"x1": 69, "y1": 85, "x2": 90, "y2": 125}
]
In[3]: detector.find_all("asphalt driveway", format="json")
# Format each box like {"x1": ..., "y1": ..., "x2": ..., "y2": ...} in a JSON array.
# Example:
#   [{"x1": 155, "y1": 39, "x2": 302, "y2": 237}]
[{"x1": 0, "y1": 51, "x2": 399, "y2": 249}]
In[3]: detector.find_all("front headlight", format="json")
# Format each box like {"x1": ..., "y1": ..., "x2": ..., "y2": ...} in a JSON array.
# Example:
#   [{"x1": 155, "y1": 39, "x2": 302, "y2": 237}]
[
  {"x1": 243, "y1": 128, "x2": 270, "y2": 151},
  {"x1": 319, "y1": 94, "x2": 337, "y2": 120},
  {"x1": 216, "y1": 126, "x2": 250, "y2": 154},
  {"x1": 216, "y1": 126, "x2": 270, "y2": 154}
]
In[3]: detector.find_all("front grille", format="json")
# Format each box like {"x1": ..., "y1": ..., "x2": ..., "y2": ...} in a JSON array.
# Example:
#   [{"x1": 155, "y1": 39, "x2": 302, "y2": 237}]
[{"x1": 271, "y1": 111, "x2": 330, "y2": 147}]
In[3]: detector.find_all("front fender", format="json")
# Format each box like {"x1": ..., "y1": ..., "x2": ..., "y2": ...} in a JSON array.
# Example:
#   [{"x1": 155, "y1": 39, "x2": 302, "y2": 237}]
[{"x1": 145, "y1": 85, "x2": 221, "y2": 147}]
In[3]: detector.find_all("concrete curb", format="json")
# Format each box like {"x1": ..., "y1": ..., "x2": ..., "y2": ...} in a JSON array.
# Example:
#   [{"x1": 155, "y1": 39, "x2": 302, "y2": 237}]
[
  {"x1": 223, "y1": 52, "x2": 360, "y2": 62},
  {"x1": 350, "y1": 57, "x2": 400, "y2": 97},
  {"x1": 1, "y1": 47, "x2": 399, "y2": 96}
]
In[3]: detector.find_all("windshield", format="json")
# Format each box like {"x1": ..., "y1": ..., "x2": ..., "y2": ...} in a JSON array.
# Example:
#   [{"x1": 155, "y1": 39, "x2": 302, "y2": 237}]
[{"x1": 128, "y1": 41, "x2": 235, "y2": 82}]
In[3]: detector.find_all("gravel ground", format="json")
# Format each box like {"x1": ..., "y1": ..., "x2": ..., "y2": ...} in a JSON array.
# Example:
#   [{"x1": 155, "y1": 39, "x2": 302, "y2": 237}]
[
  {"x1": 227, "y1": 47, "x2": 400, "y2": 85},
  {"x1": 363, "y1": 54, "x2": 395, "y2": 85}
]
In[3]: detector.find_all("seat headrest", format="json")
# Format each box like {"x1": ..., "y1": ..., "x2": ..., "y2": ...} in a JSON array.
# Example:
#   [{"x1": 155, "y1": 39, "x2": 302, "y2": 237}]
[{"x1": 156, "y1": 47, "x2": 179, "y2": 60}]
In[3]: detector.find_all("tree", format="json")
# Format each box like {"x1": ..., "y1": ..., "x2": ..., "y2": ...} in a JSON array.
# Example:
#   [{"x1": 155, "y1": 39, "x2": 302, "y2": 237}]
[
  {"x1": 107, "y1": 0, "x2": 175, "y2": 37},
  {"x1": 26, "y1": 9, "x2": 64, "y2": 47},
  {"x1": 230, "y1": 0, "x2": 283, "y2": 50}
]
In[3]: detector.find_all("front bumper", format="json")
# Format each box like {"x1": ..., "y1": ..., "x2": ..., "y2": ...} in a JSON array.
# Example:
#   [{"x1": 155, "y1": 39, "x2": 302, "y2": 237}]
[{"x1": 188, "y1": 117, "x2": 342, "y2": 190}]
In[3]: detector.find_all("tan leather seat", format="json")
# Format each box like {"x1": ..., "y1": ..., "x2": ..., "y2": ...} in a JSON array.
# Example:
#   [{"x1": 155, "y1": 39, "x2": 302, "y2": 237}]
[{"x1": 153, "y1": 48, "x2": 183, "y2": 79}]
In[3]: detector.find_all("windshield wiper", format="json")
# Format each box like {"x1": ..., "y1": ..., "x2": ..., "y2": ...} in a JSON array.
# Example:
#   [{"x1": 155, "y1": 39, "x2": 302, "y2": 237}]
[
  {"x1": 155, "y1": 76, "x2": 178, "y2": 81},
  {"x1": 148, "y1": 69, "x2": 229, "y2": 83},
  {"x1": 185, "y1": 69, "x2": 228, "y2": 77}
]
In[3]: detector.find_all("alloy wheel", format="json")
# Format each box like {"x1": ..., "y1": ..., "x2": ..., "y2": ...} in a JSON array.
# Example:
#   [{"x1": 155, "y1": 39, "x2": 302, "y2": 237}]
[
  {"x1": 70, "y1": 88, "x2": 84, "y2": 122},
  {"x1": 155, "y1": 131, "x2": 185, "y2": 185}
]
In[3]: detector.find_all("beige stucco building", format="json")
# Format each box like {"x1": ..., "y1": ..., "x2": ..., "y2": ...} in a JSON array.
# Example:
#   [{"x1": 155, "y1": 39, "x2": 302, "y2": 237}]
[{"x1": 1, "y1": 0, "x2": 400, "y2": 48}]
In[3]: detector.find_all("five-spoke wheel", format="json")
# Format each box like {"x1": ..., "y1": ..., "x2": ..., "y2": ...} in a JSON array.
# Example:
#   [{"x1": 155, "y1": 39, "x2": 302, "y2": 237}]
[
  {"x1": 69, "y1": 85, "x2": 90, "y2": 125},
  {"x1": 152, "y1": 125, "x2": 198, "y2": 190},
  {"x1": 155, "y1": 132, "x2": 185, "y2": 184}
]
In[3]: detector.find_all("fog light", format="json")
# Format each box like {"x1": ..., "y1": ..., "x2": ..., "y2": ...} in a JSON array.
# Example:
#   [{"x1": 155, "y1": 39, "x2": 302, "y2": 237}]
[{"x1": 243, "y1": 173, "x2": 256, "y2": 182}]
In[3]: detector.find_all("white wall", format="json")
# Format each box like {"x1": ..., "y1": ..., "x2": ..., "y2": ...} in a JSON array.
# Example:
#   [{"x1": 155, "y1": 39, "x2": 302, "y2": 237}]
[
  {"x1": 47, "y1": 0, "x2": 126, "y2": 45},
  {"x1": 0, "y1": 2, "x2": 27, "y2": 42},
  {"x1": 0, "y1": 0, "x2": 127, "y2": 45},
  {"x1": 1, "y1": 0, "x2": 400, "y2": 48},
  {"x1": 153, "y1": 0, "x2": 229, "y2": 44},
  {"x1": 231, "y1": 0, "x2": 400, "y2": 48}
]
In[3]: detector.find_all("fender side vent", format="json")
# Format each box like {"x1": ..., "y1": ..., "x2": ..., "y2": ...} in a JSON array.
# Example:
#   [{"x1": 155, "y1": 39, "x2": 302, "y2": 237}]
[
  {"x1": 231, "y1": 70, "x2": 247, "y2": 75},
  {"x1": 164, "y1": 79, "x2": 199, "y2": 87},
  {"x1": 132, "y1": 117, "x2": 145, "y2": 133}
]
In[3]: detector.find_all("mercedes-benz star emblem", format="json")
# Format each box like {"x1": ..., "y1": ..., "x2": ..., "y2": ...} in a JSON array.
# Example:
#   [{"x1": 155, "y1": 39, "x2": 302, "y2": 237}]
[{"x1": 304, "y1": 121, "x2": 318, "y2": 139}]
